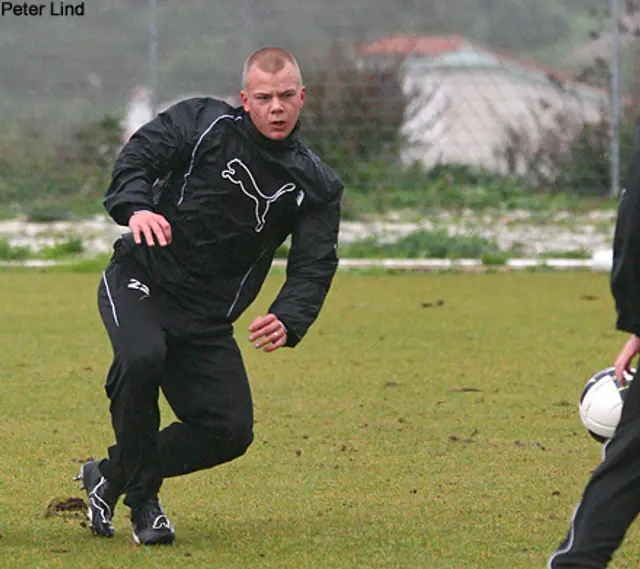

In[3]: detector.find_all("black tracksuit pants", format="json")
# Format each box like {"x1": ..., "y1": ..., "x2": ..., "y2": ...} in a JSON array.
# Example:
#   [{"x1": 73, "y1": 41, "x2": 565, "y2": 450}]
[
  {"x1": 97, "y1": 254, "x2": 254, "y2": 508},
  {"x1": 549, "y1": 366, "x2": 640, "y2": 568}
]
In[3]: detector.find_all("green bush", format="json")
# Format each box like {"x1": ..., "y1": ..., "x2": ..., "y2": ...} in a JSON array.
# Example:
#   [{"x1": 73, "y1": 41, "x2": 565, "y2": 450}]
[
  {"x1": 340, "y1": 161, "x2": 614, "y2": 216},
  {"x1": 0, "y1": 113, "x2": 121, "y2": 210},
  {"x1": 0, "y1": 238, "x2": 30, "y2": 261},
  {"x1": 40, "y1": 237, "x2": 84, "y2": 259},
  {"x1": 481, "y1": 251, "x2": 510, "y2": 265},
  {"x1": 25, "y1": 208, "x2": 74, "y2": 223},
  {"x1": 540, "y1": 248, "x2": 591, "y2": 260},
  {"x1": 339, "y1": 229, "x2": 502, "y2": 259},
  {"x1": 303, "y1": 44, "x2": 406, "y2": 184},
  {"x1": 496, "y1": 105, "x2": 638, "y2": 197}
]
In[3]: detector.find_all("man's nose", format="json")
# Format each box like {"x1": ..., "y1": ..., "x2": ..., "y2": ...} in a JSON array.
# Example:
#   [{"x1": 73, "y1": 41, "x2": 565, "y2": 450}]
[{"x1": 270, "y1": 97, "x2": 284, "y2": 112}]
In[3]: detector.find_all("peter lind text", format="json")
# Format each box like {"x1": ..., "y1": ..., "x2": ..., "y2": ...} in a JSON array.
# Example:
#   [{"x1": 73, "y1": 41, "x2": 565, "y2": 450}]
[{"x1": 1, "y1": 2, "x2": 85, "y2": 16}]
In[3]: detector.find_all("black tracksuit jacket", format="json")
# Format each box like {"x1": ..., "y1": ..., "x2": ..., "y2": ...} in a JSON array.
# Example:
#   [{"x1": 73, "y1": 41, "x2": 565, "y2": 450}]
[
  {"x1": 612, "y1": 145, "x2": 640, "y2": 336},
  {"x1": 104, "y1": 97, "x2": 342, "y2": 347}
]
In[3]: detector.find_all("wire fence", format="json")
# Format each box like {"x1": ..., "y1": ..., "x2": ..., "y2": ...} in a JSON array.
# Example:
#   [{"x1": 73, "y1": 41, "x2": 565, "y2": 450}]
[
  {"x1": 1, "y1": 0, "x2": 638, "y2": 203},
  {"x1": 126, "y1": 0, "x2": 638, "y2": 199}
]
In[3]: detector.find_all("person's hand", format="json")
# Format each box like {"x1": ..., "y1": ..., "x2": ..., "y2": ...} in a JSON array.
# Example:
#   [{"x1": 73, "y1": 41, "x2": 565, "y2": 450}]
[
  {"x1": 248, "y1": 314, "x2": 287, "y2": 352},
  {"x1": 129, "y1": 210, "x2": 172, "y2": 247},
  {"x1": 614, "y1": 334, "x2": 640, "y2": 384}
]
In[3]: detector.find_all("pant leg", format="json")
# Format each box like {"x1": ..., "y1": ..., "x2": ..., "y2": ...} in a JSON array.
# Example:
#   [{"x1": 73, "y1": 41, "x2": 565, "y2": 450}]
[
  {"x1": 157, "y1": 331, "x2": 254, "y2": 478},
  {"x1": 549, "y1": 367, "x2": 640, "y2": 568},
  {"x1": 97, "y1": 258, "x2": 167, "y2": 507}
]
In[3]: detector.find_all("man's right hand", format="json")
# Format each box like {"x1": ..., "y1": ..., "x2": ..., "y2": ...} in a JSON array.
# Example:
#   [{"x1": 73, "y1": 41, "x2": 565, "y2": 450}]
[
  {"x1": 614, "y1": 334, "x2": 640, "y2": 384},
  {"x1": 129, "y1": 210, "x2": 173, "y2": 247}
]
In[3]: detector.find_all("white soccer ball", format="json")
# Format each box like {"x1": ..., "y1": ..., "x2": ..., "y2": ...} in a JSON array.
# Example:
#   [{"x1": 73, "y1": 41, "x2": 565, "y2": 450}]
[{"x1": 579, "y1": 366, "x2": 634, "y2": 443}]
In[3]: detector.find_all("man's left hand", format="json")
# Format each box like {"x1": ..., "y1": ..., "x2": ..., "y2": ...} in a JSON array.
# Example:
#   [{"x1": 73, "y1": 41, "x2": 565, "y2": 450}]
[{"x1": 248, "y1": 314, "x2": 287, "y2": 352}]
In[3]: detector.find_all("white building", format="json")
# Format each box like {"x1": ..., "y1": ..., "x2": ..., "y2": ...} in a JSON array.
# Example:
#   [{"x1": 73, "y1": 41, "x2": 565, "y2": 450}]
[{"x1": 359, "y1": 35, "x2": 609, "y2": 175}]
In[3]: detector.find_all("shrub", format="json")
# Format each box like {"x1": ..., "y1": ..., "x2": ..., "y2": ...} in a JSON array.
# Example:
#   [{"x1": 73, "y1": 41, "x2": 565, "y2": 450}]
[
  {"x1": 303, "y1": 44, "x2": 407, "y2": 186},
  {"x1": 0, "y1": 238, "x2": 30, "y2": 261},
  {"x1": 481, "y1": 251, "x2": 510, "y2": 266},
  {"x1": 0, "y1": 113, "x2": 121, "y2": 209},
  {"x1": 40, "y1": 237, "x2": 84, "y2": 259},
  {"x1": 494, "y1": 101, "x2": 637, "y2": 196},
  {"x1": 339, "y1": 229, "x2": 502, "y2": 259}
]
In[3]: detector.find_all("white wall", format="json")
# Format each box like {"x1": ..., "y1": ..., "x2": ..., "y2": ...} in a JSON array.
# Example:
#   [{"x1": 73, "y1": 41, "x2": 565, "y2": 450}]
[{"x1": 400, "y1": 65, "x2": 607, "y2": 175}]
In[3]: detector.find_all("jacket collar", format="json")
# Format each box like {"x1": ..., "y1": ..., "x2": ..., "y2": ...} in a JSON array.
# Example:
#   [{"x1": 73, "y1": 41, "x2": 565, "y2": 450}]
[{"x1": 244, "y1": 111, "x2": 300, "y2": 150}]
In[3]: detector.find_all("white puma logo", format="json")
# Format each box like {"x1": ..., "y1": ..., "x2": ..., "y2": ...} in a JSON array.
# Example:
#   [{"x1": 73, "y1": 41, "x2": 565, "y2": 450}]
[
  {"x1": 127, "y1": 278, "x2": 150, "y2": 298},
  {"x1": 152, "y1": 515, "x2": 173, "y2": 530},
  {"x1": 221, "y1": 158, "x2": 298, "y2": 232},
  {"x1": 88, "y1": 477, "x2": 113, "y2": 525}
]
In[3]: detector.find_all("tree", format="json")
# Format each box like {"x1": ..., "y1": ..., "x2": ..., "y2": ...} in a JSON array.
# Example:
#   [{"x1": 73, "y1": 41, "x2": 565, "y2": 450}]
[{"x1": 302, "y1": 44, "x2": 407, "y2": 183}]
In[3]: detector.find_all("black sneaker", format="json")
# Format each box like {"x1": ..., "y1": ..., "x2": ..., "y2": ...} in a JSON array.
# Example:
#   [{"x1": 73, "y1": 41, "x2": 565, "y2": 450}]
[
  {"x1": 130, "y1": 499, "x2": 175, "y2": 545},
  {"x1": 75, "y1": 459, "x2": 120, "y2": 538}
]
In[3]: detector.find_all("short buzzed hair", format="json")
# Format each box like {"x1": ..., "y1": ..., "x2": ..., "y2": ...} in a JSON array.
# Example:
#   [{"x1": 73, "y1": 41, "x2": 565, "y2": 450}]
[{"x1": 242, "y1": 47, "x2": 302, "y2": 88}]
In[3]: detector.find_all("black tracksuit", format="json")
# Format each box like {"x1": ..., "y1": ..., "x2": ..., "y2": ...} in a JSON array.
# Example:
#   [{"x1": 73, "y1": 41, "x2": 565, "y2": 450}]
[
  {"x1": 549, "y1": 146, "x2": 640, "y2": 568},
  {"x1": 97, "y1": 97, "x2": 342, "y2": 507}
]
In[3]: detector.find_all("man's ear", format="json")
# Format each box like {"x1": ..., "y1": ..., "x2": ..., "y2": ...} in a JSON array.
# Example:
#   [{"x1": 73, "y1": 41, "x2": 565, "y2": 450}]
[
  {"x1": 299, "y1": 86, "x2": 306, "y2": 108},
  {"x1": 240, "y1": 90, "x2": 250, "y2": 112}
]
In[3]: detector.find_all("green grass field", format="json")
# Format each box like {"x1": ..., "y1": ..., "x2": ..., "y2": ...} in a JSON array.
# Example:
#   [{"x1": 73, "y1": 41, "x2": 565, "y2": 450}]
[{"x1": 0, "y1": 269, "x2": 637, "y2": 569}]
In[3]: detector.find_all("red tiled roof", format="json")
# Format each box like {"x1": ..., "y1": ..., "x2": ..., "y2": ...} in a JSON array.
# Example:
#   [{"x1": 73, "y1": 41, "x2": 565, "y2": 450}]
[
  {"x1": 358, "y1": 35, "x2": 469, "y2": 56},
  {"x1": 359, "y1": 34, "x2": 576, "y2": 84},
  {"x1": 357, "y1": 34, "x2": 614, "y2": 99}
]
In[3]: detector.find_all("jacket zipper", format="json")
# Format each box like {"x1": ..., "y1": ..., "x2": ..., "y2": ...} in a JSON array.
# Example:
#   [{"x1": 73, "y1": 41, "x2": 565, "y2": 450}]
[{"x1": 226, "y1": 244, "x2": 272, "y2": 318}]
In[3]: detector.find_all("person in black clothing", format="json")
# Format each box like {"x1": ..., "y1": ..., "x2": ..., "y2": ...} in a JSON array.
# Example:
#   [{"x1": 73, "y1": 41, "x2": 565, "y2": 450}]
[
  {"x1": 77, "y1": 46, "x2": 342, "y2": 545},
  {"x1": 548, "y1": 142, "x2": 640, "y2": 568}
]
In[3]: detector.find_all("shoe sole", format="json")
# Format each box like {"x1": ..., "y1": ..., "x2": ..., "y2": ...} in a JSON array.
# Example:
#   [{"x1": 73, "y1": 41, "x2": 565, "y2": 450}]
[{"x1": 132, "y1": 530, "x2": 175, "y2": 546}]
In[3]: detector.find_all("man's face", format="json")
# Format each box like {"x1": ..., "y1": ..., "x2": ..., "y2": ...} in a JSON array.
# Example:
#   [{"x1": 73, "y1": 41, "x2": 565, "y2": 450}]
[{"x1": 241, "y1": 62, "x2": 306, "y2": 140}]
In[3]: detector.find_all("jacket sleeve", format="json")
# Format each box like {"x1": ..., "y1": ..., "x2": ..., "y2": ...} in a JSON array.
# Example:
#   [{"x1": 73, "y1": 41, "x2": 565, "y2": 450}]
[
  {"x1": 268, "y1": 178, "x2": 343, "y2": 347},
  {"x1": 103, "y1": 98, "x2": 204, "y2": 226},
  {"x1": 611, "y1": 146, "x2": 640, "y2": 335}
]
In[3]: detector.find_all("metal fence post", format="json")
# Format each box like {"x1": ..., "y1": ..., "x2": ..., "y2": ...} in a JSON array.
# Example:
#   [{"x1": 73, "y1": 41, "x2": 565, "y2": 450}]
[
  {"x1": 611, "y1": 0, "x2": 621, "y2": 197},
  {"x1": 148, "y1": 0, "x2": 158, "y2": 116}
]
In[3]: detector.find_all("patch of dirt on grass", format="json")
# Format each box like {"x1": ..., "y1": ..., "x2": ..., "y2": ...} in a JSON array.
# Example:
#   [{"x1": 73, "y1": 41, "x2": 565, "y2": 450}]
[{"x1": 45, "y1": 497, "x2": 87, "y2": 519}]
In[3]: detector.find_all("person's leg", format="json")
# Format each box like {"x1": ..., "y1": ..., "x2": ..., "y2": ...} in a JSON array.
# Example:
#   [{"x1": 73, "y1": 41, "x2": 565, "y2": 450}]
[
  {"x1": 97, "y1": 258, "x2": 167, "y2": 507},
  {"x1": 549, "y1": 370, "x2": 640, "y2": 568},
  {"x1": 94, "y1": 298, "x2": 252, "y2": 544},
  {"x1": 158, "y1": 330, "x2": 254, "y2": 478}
]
